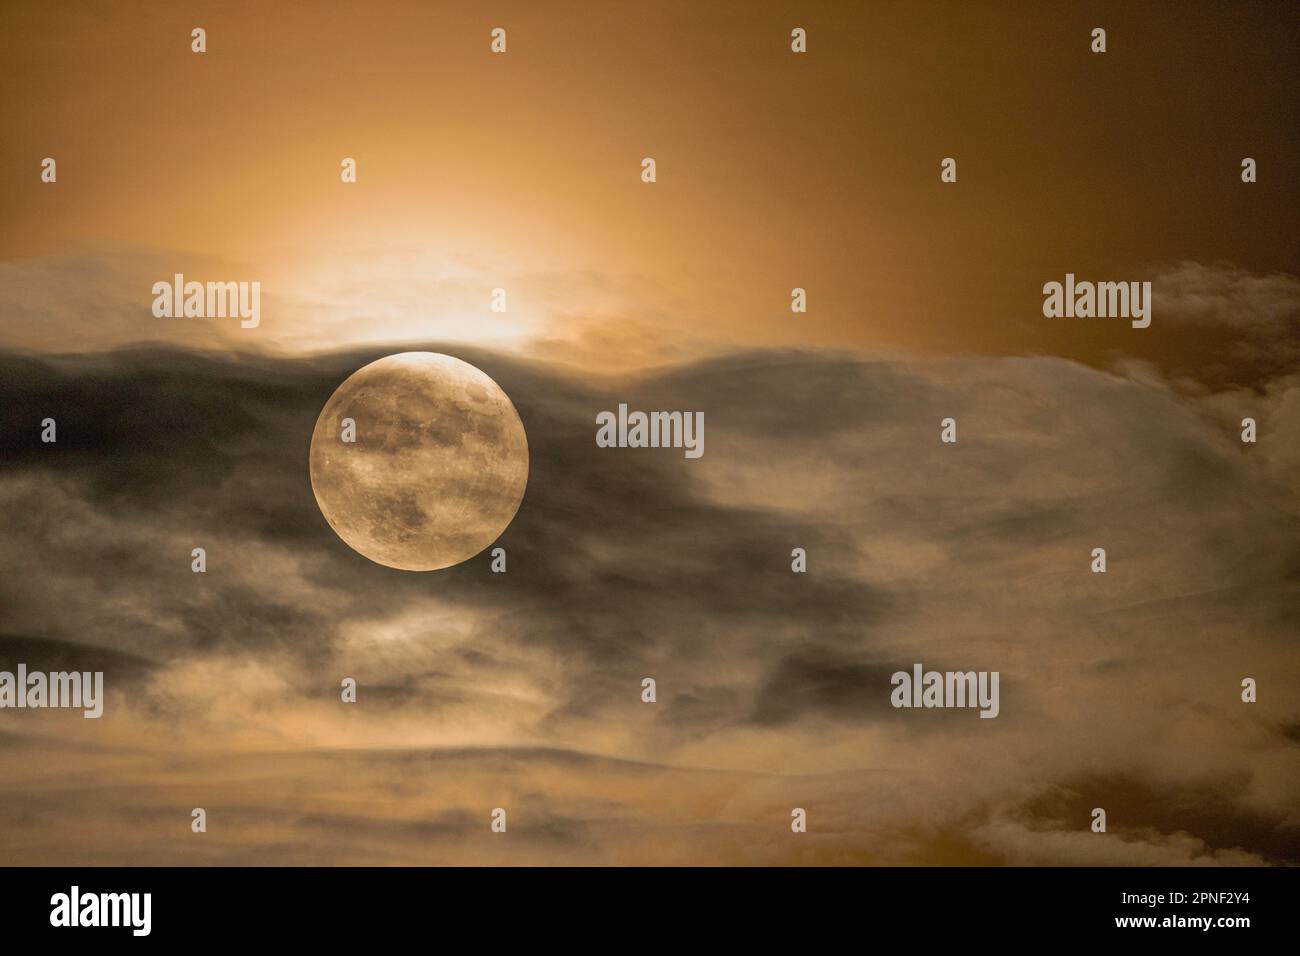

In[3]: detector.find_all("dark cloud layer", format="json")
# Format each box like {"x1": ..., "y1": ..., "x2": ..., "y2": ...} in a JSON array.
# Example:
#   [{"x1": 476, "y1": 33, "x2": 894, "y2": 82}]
[
  {"x1": 0, "y1": 343, "x2": 1297, "y2": 864},
  {"x1": 0, "y1": 345, "x2": 890, "y2": 689}
]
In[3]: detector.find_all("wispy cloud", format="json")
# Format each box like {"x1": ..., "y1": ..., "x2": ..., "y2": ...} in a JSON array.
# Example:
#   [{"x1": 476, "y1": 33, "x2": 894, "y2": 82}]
[{"x1": 1, "y1": 338, "x2": 1296, "y2": 863}]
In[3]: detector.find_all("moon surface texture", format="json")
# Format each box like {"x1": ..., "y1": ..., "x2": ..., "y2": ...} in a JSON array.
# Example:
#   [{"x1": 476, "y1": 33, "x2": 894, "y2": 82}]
[{"x1": 309, "y1": 352, "x2": 529, "y2": 571}]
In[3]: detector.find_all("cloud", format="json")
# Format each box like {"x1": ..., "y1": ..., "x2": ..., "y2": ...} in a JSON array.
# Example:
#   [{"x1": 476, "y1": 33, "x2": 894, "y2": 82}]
[
  {"x1": 0, "y1": 245, "x2": 710, "y2": 372},
  {"x1": 1150, "y1": 261, "x2": 1300, "y2": 389},
  {"x1": 1156, "y1": 261, "x2": 1300, "y2": 330},
  {"x1": 0, "y1": 342, "x2": 1296, "y2": 863},
  {"x1": 969, "y1": 819, "x2": 1267, "y2": 867}
]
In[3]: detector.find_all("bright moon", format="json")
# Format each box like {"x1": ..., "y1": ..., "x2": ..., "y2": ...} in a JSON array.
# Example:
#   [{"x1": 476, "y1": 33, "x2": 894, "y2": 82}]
[{"x1": 309, "y1": 352, "x2": 529, "y2": 571}]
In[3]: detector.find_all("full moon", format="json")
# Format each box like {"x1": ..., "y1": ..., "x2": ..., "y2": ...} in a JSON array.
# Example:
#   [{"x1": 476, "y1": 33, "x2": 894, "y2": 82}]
[{"x1": 308, "y1": 352, "x2": 529, "y2": 571}]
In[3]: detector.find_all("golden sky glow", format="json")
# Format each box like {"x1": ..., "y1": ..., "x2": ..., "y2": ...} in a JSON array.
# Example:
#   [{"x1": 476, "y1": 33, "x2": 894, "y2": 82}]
[
  {"x1": 0, "y1": 1, "x2": 1297, "y2": 866},
  {"x1": 3, "y1": 1, "x2": 1296, "y2": 374}
]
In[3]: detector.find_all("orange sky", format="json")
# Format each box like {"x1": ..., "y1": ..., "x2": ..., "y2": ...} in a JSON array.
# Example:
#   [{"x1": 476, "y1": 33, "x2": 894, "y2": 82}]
[
  {"x1": 1, "y1": 1, "x2": 1298, "y2": 867},
  {"x1": 3, "y1": 0, "x2": 1297, "y2": 373}
]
